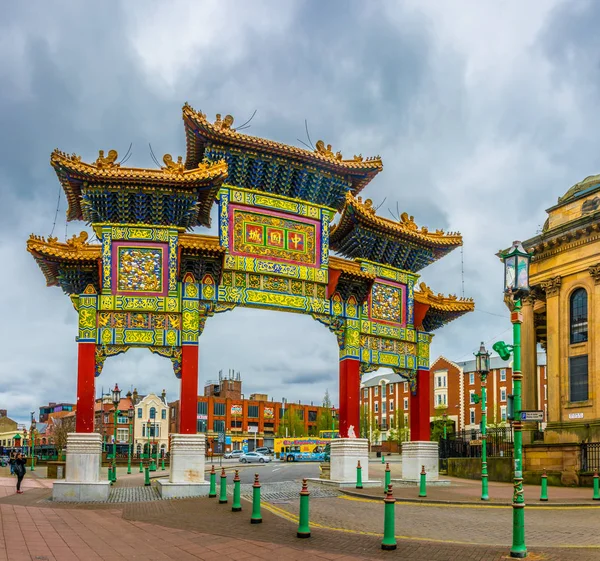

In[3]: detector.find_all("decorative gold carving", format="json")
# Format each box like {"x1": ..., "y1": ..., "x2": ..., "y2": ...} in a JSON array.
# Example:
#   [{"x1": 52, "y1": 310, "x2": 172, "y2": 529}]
[
  {"x1": 540, "y1": 276, "x2": 561, "y2": 297},
  {"x1": 66, "y1": 231, "x2": 89, "y2": 248},
  {"x1": 214, "y1": 113, "x2": 234, "y2": 130},
  {"x1": 589, "y1": 264, "x2": 600, "y2": 284},
  {"x1": 162, "y1": 154, "x2": 185, "y2": 173},
  {"x1": 95, "y1": 149, "x2": 119, "y2": 169},
  {"x1": 315, "y1": 140, "x2": 343, "y2": 161},
  {"x1": 414, "y1": 282, "x2": 474, "y2": 311}
]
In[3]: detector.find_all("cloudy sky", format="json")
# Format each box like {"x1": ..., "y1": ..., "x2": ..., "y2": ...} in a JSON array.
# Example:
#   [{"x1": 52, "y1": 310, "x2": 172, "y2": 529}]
[{"x1": 1, "y1": 0, "x2": 599, "y2": 425}]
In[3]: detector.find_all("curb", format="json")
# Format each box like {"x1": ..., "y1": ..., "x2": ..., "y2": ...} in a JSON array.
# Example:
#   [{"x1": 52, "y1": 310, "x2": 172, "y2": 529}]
[{"x1": 339, "y1": 488, "x2": 600, "y2": 508}]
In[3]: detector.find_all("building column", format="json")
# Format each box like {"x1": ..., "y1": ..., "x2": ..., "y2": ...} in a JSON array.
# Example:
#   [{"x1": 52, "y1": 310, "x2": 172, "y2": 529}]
[
  {"x1": 541, "y1": 277, "x2": 561, "y2": 424},
  {"x1": 179, "y1": 345, "x2": 199, "y2": 435},
  {"x1": 409, "y1": 368, "x2": 431, "y2": 441},
  {"x1": 339, "y1": 357, "x2": 360, "y2": 438},
  {"x1": 76, "y1": 342, "x2": 96, "y2": 433}
]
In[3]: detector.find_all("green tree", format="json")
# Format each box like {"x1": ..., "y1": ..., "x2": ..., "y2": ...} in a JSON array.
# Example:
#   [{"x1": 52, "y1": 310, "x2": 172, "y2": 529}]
[
  {"x1": 359, "y1": 404, "x2": 370, "y2": 438},
  {"x1": 370, "y1": 412, "x2": 381, "y2": 444},
  {"x1": 316, "y1": 389, "x2": 337, "y2": 433},
  {"x1": 430, "y1": 407, "x2": 452, "y2": 442},
  {"x1": 276, "y1": 408, "x2": 305, "y2": 437}
]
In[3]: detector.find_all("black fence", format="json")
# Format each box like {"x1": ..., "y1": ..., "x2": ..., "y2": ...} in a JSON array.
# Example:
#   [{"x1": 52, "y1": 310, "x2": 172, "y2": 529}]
[
  {"x1": 581, "y1": 442, "x2": 600, "y2": 472},
  {"x1": 439, "y1": 427, "x2": 514, "y2": 459}
]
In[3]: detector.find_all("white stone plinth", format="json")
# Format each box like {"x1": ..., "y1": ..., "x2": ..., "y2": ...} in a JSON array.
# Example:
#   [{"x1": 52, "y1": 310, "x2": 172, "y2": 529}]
[
  {"x1": 157, "y1": 433, "x2": 207, "y2": 498},
  {"x1": 52, "y1": 432, "x2": 110, "y2": 502},
  {"x1": 401, "y1": 441, "x2": 439, "y2": 481},
  {"x1": 330, "y1": 438, "x2": 369, "y2": 482}
]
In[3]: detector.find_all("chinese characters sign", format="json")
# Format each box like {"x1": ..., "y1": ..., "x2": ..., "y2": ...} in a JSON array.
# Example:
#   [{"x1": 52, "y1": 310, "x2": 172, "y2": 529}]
[{"x1": 231, "y1": 206, "x2": 319, "y2": 267}]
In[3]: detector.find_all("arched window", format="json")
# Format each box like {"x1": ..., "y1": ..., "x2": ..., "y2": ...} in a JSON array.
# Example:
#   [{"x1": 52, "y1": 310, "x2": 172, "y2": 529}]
[
  {"x1": 150, "y1": 407, "x2": 156, "y2": 419},
  {"x1": 570, "y1": 288, "x2": 588, "y2": 344}
]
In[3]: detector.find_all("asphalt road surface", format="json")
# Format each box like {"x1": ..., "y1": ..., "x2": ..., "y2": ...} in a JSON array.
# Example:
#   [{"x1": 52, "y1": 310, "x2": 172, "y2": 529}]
[{"x1": 222, "y1": 459, "x2": 320, "y2": 484}]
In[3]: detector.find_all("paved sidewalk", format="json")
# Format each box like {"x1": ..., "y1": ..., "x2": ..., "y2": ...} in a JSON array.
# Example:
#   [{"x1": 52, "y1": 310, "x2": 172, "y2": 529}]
[{"x1": 351, "y1": 466, "x2": 600, "y2": 505}]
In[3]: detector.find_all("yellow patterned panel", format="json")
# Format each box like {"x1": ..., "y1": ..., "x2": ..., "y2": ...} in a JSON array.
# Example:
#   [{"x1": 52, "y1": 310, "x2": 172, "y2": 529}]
[
  {"x1": 124, "y1": 330, "x2": 154, "y2": 344},
  {"x1": 246, "y1": 290, "x2": 306, "y2": 309}
]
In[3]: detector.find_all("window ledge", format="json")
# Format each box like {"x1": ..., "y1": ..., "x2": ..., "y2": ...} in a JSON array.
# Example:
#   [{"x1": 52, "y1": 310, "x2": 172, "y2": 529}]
[
  {"x1": 569, "y1": 342, "x2": 588, "y2": 349},
  {"x1": 565, "y1": 400, "x2": 593, "y2": 409}
]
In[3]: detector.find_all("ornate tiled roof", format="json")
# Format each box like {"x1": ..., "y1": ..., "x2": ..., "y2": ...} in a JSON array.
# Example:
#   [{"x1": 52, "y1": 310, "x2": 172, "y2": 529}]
[
  {"x1": 51, "y1": 149, "x2": 228, "y2": 226},
  {"x1": 328, "y1": 256, "x2": 376, "y2": 281},
  {"x1": 332, "y1": 193, "x2": 463, "y2": 247},
  {"x1": 413, "y1": 282, "x2": 474, "y2": 331},
  {"x1": 330, "y1": 194, "x2": 463, "y2": 271},
  {"x1": 178, "y1": 234, "x2": 226, "y2": 255},
  {"x1": 27, "y1": 232, "x2": 100, "y2": 290},
  {"x1": 182, "y1": 103, "x2": 383, "y2": 199}
]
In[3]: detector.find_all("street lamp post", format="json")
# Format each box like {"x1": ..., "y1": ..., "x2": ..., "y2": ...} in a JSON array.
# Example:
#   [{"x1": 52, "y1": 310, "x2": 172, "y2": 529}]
[
  {"x1": 127, "y1": 406, "x2": 134, "y2": 474},
  {"x1": 475, "y1": 342, "x2": 491, "y2": 501},
  {"x1": 30, "y1": 413, "x2": 36, "y2": 472},
  {"x1": 495, "y1": 240, "x2": 531, "y2": 559},
  {"x1": 111, "y1": 384, "x2": 121, "y2": 483},
  {"x1": 330, "y1": 406, "x2": 335, "y2": 433},
  {"x1": 442, "y1": 413, "x2": 447, "y2": 440}
]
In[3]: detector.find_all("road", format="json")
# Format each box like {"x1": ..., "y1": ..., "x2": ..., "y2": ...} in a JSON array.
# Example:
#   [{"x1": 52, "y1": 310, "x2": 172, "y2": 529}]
[{"x1": 214, "y1": 458, "x2": 321, "y2": 484}]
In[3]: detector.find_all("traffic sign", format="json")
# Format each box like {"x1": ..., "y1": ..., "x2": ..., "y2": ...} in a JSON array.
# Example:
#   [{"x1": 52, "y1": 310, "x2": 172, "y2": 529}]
[{"x1": 520, "y1": 410, "x2": 544, "y2": 422}]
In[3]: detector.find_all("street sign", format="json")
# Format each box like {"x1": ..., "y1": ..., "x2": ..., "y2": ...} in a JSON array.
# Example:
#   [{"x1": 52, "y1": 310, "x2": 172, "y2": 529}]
[
  {"x1": 217, "y1": 432, "x2": 225, "y2": 444},
  {"x1": 520, "y1": 410, "x2": 544, "y2": 422},
  {"x1": 248, "y1": 426, "x2": 258, "y2": 433}
]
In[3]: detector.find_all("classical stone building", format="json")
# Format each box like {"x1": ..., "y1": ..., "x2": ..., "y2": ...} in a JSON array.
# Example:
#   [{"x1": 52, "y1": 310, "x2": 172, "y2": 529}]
[{"x1": 521, "y1": 174, "x2": 600, "y2": 443}]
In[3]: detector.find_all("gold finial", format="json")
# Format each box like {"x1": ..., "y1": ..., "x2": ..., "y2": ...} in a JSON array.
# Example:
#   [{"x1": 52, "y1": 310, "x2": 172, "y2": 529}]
[
  {"x1": 214, "y1": 114, "x2": 234, "y2": 130},
  {"x1": 400, "y1": 212, "x2": 418, "y2": 231},
  {"x1": 315, "y1": 140, "x2": 343, "y2": 161},
  {"x1": 95, "y1": 149, "x2": 119, "y2": 169},
  {"x1": 66, "y1": 231, "x2": 89, "y2": 248},
  {"x1": 419, "y1": 282, "x2": 433, "y2": 296},
  {"x1": 162, "y1": 154, "x2": 185, "y2": 173}
]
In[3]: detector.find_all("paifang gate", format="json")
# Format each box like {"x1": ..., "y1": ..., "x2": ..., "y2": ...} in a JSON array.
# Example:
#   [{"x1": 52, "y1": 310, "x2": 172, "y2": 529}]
[{"x1": 27, "y1": 104, "x2": 474, "y2": 442}]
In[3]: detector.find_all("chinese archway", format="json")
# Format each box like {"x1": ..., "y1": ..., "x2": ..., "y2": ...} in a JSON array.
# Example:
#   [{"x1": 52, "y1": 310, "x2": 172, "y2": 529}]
[{"x1": 27, "y1": 104, "x2": 473, "y2": 441}]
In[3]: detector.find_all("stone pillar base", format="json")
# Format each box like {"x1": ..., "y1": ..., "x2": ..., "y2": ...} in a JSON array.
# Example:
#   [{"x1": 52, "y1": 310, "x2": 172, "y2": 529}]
[
  {"x1": 157, "y1": 433, "x2": 207, "y2": 498},
  {"x1": 330, "y1": 438, "x2": 369, "y2": 482},
  {"x1": 157, "y1": 480, "x2": 211, "y2": 498},
  {"x1": 52, "y1": 432, "x2": 110, "y2": 502},
  {"x1": 402, "y1": 441, "x2": 439, "y2": 481}
]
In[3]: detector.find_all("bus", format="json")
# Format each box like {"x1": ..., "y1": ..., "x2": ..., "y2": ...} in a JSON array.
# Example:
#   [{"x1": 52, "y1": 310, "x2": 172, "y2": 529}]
[
  {"x1": 318, "y1": 430, "x2": 339, "y2": 439},
  {"x1": 274, "y1": 437, "x2": 330, "y2": 462}
]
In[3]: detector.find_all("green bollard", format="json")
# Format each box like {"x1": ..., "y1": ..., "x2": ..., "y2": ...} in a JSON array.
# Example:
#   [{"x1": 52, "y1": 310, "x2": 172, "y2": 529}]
[
  {"x1": 381, "y1": 484, "x2": 397, "y2": 551},
  {"x1": 384, "y1": 462, "x2": 391, "y2": 494},
  {"x1": 144, "y1": 466, "x2": 151, "y2": 486},
  {"x1": 139, "y1": 461, "x2": 143, "y2": 473},
  {"x1": 594, "y1": 471, "x2": 600, "y2": 501},
  {"x1": 356, "y1": 460, "x2": 363, "y2": 489},
  {"x1": 251, "y1": 473, "x2": 262, "y2": 524},
  {"x1": 219, "y1": 467, "x2": 228, "y2": 504},
  {"x1": 381, "y1": 452, "x2": 385, "y2": 464},
  {"x1": 418, "y1": 465, "x2": 427, "y2": 498},
  {"x1": 540, "y1": 469, "x2": 548, "y2": 502},
  {"x1": 232, "y1": 470, "x2": 242, "y2": 512},
  {"x1": 107, "y1": 466, "x2": 113, "y2": 483},
  {"x1": 209, "y1": 465, "x2": 217, "y2": 498},
  {"x1": 297, "y1": 479, "x2": 311, "y2": 538}
]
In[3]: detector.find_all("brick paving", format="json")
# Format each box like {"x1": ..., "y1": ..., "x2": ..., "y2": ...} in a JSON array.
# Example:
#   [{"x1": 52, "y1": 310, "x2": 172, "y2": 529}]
[{"x1": 0, "y1": 474, "x2": 599, "y2": 560}]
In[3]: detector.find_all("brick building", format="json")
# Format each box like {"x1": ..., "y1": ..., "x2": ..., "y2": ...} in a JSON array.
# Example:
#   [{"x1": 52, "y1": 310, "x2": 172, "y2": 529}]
[
  {"x1": 39, "y1": 402, "x2": 75, "y2": 423},
  {"x1": 360, "y1": 352, "x2": 548, "y2": 442},
  {"x1": 94, "y1": 391, "x2": 134, "y2": 451},
  {"x1": 169, "y1": 372, "x2": 333, "y2": 452}
]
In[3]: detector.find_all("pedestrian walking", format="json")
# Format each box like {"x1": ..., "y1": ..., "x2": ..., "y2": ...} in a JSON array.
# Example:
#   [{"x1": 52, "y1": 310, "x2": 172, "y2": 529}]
[{"x1": 14, "y1": 452, "x2": 27, "y2": 494}]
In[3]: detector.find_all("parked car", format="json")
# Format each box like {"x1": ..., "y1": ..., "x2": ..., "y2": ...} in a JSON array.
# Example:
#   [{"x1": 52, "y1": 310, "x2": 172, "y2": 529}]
[
  {"x1": 224, "y1": 450, "x2": 244, "y2": 459},
  {"x1": 239, "y1": 451, "x2": 271, "y2": 464},
  {"x1": 255, "y1": 447, "x2": 272, "y2": 456}
]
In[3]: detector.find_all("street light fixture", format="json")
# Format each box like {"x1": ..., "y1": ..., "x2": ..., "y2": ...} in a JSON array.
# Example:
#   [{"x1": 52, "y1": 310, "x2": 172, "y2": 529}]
[
  {"x1": 330, "y1": 406, "x2": 336, "y2": 433},
  {"x1": 442, "y1": 412, "x2": 448, "y2": 440},
  {"x1": 111, "y1": 383, "x2": 121, "y2": 483},
  {"x1": 497, "y1": 240, "x2": 531, "y2": 559},
  {"x1": 127, "y1": 406, "x2": 134, "y2": 474},
  {"x1": 474, "y1": 342, "x2": 491, "y2": 501}
]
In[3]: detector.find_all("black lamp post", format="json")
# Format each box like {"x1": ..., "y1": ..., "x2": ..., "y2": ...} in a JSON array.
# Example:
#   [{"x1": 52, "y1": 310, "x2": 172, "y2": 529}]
[
  {"x1": 111, "y1": 383, "x2": 121, "y2": 483},
  {"x1": 474, "y1": 342, "x2": 491, "y2": 500}
]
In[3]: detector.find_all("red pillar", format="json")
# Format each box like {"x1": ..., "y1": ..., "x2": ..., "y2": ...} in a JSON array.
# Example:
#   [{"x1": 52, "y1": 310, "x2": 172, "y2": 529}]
[
  {"x1": 409, "y1": 368, "x2": 431, "y2": 441},
  {"x1": 179, "y1": 345, "x2": 199, "y2": 434},
  {"x1": 339, "y1": 357, "x2": 360, "y2": 438},
  {"x1": 76, "y1": 342, "x2": 96, "y2": 433}
]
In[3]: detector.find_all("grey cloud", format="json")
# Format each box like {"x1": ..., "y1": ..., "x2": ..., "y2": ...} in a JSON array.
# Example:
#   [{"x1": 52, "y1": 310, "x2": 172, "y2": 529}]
[{"x1": 1, "y1": 0, "x2": 599, "y2": 424}]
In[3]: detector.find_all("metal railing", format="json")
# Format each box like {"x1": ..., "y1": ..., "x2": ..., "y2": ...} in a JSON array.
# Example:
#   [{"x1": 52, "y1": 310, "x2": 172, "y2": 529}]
[
  {"x1": 581, "y1": 442, "x2": 600, "y2": 472},
  {"x1": 439, "y1": 427, "x2": 514, "y2": 459}
]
